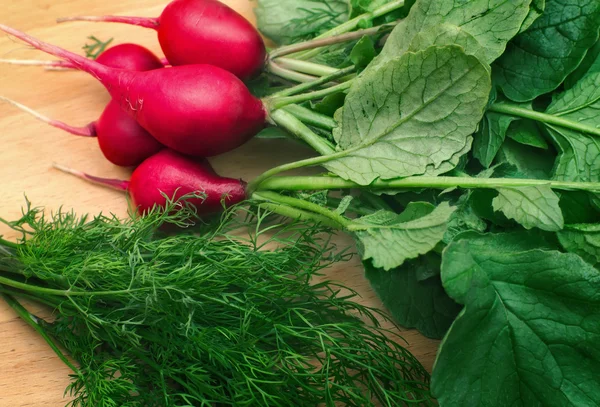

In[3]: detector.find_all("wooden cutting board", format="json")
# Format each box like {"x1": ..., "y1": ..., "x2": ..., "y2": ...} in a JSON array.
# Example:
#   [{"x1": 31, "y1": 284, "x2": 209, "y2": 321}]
[{"x1": 0, "y1": 1, "x2": 439, "y2": 405}]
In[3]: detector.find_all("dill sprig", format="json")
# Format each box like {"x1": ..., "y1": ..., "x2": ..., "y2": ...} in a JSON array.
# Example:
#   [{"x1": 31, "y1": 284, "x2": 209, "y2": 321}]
[
  {"x1": 283, "y1": 4, "x2": 348, "y2": 44},
  {"x1": 82, "y1": 35, "x2": 114, "y2": 59},
  {"x1": 0, "y1": 197, "x2": 433, "y2": 406}
]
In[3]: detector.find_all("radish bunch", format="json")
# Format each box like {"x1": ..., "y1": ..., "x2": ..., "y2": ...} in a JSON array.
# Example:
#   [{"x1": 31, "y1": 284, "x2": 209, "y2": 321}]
[{"x1": 0, "y1": 0, "x2": 271, "y2": 216}]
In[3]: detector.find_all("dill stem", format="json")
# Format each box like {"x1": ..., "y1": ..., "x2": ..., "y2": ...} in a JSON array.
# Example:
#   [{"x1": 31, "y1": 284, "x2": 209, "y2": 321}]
[
  {"x1": 2, "y1": 294, "x2": 79, "y2": 372},
  {"x1": 0, "y1": 238, "x2": 18, "y2": 249},
  {"x1": 0, "y1": 286, "x2": 61, "y2": 308},
  {"x1": 0, "y1": 274, "x2": 145, "y2": 297}
]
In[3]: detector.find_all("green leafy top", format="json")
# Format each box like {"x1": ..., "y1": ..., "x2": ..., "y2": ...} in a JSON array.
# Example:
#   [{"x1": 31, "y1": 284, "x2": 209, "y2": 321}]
[
  {"x1": 494, "y1": 0, "x2": 600, "y2": 102},
  {"x1": 434, "y1": 232, "x2": 600, "y2": 406},
  {"x1": 324, "y1": 45, "x2": 491, "y2": 185},
  {"x1": 377, "y1": 0, "x2": 532, "y2": 66}
]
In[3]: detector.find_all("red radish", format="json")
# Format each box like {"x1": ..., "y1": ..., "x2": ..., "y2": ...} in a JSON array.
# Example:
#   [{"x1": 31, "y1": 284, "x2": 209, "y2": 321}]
[
  {"x1": 0, "y1": 24, "x2": 266, "y2": 158},
  {"x1": 0, "y1": 42, "x2": 166, "y2": 167},
  {"x1": 54, "y1": 149, "x2": 247, "y2": 216},
  {"x1": 94, "y1": 43, "x2": 165, "y2": 71},
  {"x1": 0, "y1": 97, "x2": 164, "y2": 167},
  {"x1": 57, "y1": 0, "x2": 267, "y2": 81},
  {"x1": 0, "y1": 43, "x2": 168, "y2": 71}
]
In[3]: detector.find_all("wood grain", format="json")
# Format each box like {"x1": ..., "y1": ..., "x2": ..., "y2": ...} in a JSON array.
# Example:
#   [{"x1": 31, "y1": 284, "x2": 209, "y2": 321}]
[{"x1": 0, "y1": 1, "x2": 439, "y2": 405}]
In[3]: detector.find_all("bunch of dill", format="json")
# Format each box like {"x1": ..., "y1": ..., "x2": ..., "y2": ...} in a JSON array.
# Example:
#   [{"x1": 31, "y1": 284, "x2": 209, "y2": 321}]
[{"x1": 0, "y1": 199, "x2": 433, "y2": 406}]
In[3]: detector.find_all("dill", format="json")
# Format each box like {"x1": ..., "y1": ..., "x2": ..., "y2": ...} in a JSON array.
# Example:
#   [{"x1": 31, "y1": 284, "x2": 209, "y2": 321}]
[
  {"x1": 82, "y1": 35, "x2": 113, "y2": 59},
  {"x1": 283, "y1": 3, "x2": 349, "y2": 44},
  {"x1": 0, "y1": 198, "x2": 433, "y2": 406}
]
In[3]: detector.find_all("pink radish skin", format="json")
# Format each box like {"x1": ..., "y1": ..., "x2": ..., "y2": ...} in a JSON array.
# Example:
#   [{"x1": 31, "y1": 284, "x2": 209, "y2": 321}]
[
  {"x1": 55, "y1": 150, "x2": 247, "y2": 216},
  {"x1": 95, "y1": 100, "x2": 164, "y2": 166},
  {"x1": 57, "y1": 0, "x2": 267, "y2": 81},
  {"x1": 0, "y1": 23, "x2": 266, "y2": 158},
  {"x1": 95, "y1": 43, "x2": 165, "y2": 71},
  {"x1": 0, "y1": 43, "x2": 167, "y2": 71}
]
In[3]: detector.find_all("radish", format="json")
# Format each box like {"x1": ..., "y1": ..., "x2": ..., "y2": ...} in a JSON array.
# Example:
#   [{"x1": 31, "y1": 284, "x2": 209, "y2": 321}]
[
  {"x1": 0, "y1": 24, "x2": 267, "y2": 157},
  {"x1": 54, "y1": 149, "x2": 247, "y2": 216},
  {"x1": 0, "y1": 97, "x2": 164, "y2": 167},
  {"x1": 92, "y1": 43, "x2": 165, "y2": 71},
  {"x1": 0, "y1": 41, "x2": 166, "y2": 167},
  {"x1": 0, "y1": 43, "x2": 167, "y2": 71},
  {"x1": 57, "y1": 0, "x2": 267, "y2": 81}
]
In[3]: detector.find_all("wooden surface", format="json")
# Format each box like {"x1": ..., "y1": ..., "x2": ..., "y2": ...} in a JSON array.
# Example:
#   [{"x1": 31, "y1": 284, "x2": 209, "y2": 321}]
[{"x1": 0, "y1": 1, "x2": 439, "y2": 405}]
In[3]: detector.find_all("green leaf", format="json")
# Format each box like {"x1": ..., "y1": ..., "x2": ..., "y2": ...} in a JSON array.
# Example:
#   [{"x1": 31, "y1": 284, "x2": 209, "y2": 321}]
[
  {"x1": 492, "y1": 71, "x2": 600, "y2": 182},
  {"x1": 473, "y1": 112, "x2": 519, "y2": 168},
  {"x1": 496, "y1": 138, "x2": 554, "y2": 180},
  {"x1": 349, "y1": 36, "x2": 376, "y2": 70},
  {"x1": 506, "y1": 120, "x2": 548, "y2": 150},
  {"x1": 433, "y1": 232, "x2": 600, "y2": 406},
  {"x1": 469, "y1": 189, "x2": 513, "y2": 227},
  {"x1": 376, "y1": 0, "x2": 532, "y2": 66},
  {"x1": 255, "y1": 127, "x2": 290, "y2": 139},
  {"x1": 334, "y1": 195, "x2": 354, "y2": 215},
  {"x1": 548, "y1": 128, "x2": 600, "y2": 182},
  {"x1": 557, "y1": 224, "x2": 600, "y2": 266},
  {"x1": 559, "y1": 191, "x2": 600, "y2": 224},
  {"x1": 494, "y1": 0, "x2": 600, "y2": 102},
  {"x1": 311, "y1": 93, "x2": 346, "y2": 116},
  {"x1": 349, "y1": 0, "x2": 389, "y2": 18},
  {"x1": 444, "y1": 194, "x2": 487, "y2": 244},
  {"x1": 365, "y1": 255, "x2": 461, "y2": 339},
  {"x1": 325, "y1": 45, "x2": 491, "y2": 185},
  {"x1": 350, "y1": 202, "x2": 456, "y2": 270},
  {"x1": 492, "y1": 186, "x2": 564, "y2": 231},
  {"x1": 254, "y1": 0, "x2": 349, "y2": 45},
  {"x1": 545, "y1": 70, "x2": 600, "y2": 131},
  {"x1": 407, "y1": 23, "x2": 486, "y2": 62},
  {"x1": 518, "y1": 0, "x2": 545, "y2": 34},
  {"x1": 565, "y1": 38, "x2": 600, "y2": 88}
]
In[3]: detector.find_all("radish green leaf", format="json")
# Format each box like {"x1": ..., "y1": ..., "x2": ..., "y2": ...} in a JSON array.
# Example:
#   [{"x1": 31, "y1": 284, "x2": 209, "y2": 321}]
[
  {"x1": 434, "y1": 232, "x2": 600, "y2": 406},
  {"x1": 325, "y1": 45, "x2": 490, "y2": 185}
]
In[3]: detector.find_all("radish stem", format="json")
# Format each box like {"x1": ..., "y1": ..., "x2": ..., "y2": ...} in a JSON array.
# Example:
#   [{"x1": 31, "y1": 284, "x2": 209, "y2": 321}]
[
  {"x1": 282, "y1": 105, "x2": 337, "y2": 130},
  {"x1": 269, "y1": 81, "x2": 352, "y2": 110},
  {"x1": 253, "y1": 191, "x2": 352, "y2": 228},
  {"x1": 275, "y1": 58, "x2": 339, "y2": 77},
  {"x1": 489, "y1": 103, "x2": 600, "y2": 137},
  {"x1": 56, "y1": 15, "x2": 159, "y2": 29},
  {"x1": 0, "y1": 23, "x2": 112, "y2": 80},
  {"x1": 52, "y1": 163, "x2": 129, "y2": 191},
  {"x1": 269, "y1": 23, "x2": 398, "y2": 59},
  {"x1": 292, "y1": 0, "x2": 405, "y2": 60},
  {"x1": 0, "y1": 96, "x2": 95, "y2": 137},
  {"x1": 253, "y1": 201, "x2": 341, "y2": 228},
  {"x1": 270, "y1": 65, "x2": 355, "y2": 98},
  {"x1": 270, "y1": 109, "x2": 335, "y2": 154},
  {"x1": 267, "y1": 61, "x2": 320, "y2": 83},
  {"x1": 256, "y1": 175, "x2": 600, "y2": 193},
  {"x1": 0, "y1": 58, "x2": 73, "y2": 68}
]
